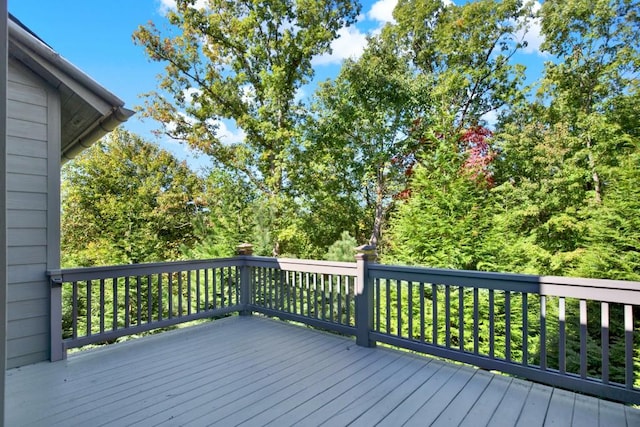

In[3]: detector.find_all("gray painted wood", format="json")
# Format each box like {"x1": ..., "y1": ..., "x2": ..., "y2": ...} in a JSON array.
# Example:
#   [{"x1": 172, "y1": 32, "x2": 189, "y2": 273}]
[
  {"x1": 544, "y1": 388, "x2": 575, "y2": 426},
  {"x1": 431, "y1": 369, "x2": 494, "y2": 427},
  {"x1": 571, "y1": 393, "x2": 599, "y2": 427},
  {"x1": 487, "y1": 378, "x2": 533, "y2": 427},
  {"x1": 459, "y1": 375, "x2": 512, "y2": 427},
  {"x1": 516, "y1": 383, "x2": 553, "y2": 427},
  {"x1": 5, "y1": 316, "x2": 640, "y2": 427},
  {"x1": 6, "y1": 136, "x2": 47, "y2": 158},
  {"x1": 1, "y1": 1, "x2": 8, "y2": 423},
  {"x1": 7, "y1": 155, "x2": 47, "y2": 174},
  {"x1": 6, "y1": 56, "x2": 55, "y2": 368}
]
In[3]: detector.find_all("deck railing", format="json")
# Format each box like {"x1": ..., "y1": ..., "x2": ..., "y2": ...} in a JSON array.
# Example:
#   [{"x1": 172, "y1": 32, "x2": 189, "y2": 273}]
[{"x1": 49, "y1": 247, "x2": 640, "y2": 404}]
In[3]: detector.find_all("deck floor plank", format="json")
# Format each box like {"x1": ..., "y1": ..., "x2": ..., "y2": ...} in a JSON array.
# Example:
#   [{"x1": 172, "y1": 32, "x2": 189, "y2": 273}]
[
  {"x1": 458, "y1": 375, "x2": 512, "y2": 427},
  {"x1": 543, "y1": 388, "x2": 575, "y2": 426},
  {"x1": 570, "y1": 393, "x2": 599, "y2": 427},
  {"x1": 516, "y1": 383, "x2": 553, "y2": 427},
  {"x1": 431, "y1": 369, "x2": 494, "y2": 427},
  {"x1": 5, "y1": 315, "x2": 640, "y2": 427},
  {"x1": 599, "y1": 399, "x2": 628, "y2": 427},
  {"x1": 487, "y1": 377, "x2": 533, "y2": 427}
]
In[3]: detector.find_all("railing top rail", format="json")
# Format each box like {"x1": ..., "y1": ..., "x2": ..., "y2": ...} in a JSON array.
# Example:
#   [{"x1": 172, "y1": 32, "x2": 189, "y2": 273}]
[
  {"x1": 245, "y1": 256, "x2": 357, "y2": 276},
  {"x1": 369, "y1": 263, "x2": 640, "y2": 304},
  {"x1": 48, "y1": 257, "x2": 241, "y2": 282}
]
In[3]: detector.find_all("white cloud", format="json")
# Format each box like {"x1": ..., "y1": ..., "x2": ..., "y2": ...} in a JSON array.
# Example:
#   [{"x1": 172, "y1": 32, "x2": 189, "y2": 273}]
[
  {"x1": 158, "y1": 0, "x2": 208, "y2": 15},
  {"x1": 213, "y1": 120, "x2": 246, "y2": 145},
  {"x1": 481, "y1": 109, "x2": 498, "y2": 128},
  {"x1": 368, "y1": 0, "x2": 397, "y2": 24},
  {"x1": 312, "y1": 26, "x2": 368, "y2": 66},
  {"x1": 515, "y1": 1, "x2": 545, "y2": 55}
]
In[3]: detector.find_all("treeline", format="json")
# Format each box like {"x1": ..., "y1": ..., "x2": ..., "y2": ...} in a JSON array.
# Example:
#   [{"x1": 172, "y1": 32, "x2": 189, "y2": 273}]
[{"x1": 63, "y1": 0, "x2": 639, "y2": 285}]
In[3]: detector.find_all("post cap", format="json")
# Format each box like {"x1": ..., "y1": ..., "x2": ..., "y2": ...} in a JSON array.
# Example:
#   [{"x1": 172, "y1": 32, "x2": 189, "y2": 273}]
[
  {"x1": 355, "y1": 244, "x2": 377, "y2": 261},
  {"x1": 236, "y1": 243, "x2": 254, "y2": 256}
]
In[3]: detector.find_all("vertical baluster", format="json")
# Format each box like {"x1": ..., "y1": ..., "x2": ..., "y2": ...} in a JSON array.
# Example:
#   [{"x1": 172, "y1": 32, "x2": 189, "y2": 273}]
[
  {"x1": 232, "y1": 267, "x2": 240, "y2": 307},
  {"x1": 540, "y1": 295, "x2": 546, "y2": 370},
  {"x1": 505, "y1": 291, "x2": 511, "y2": 362},
  {"x1": 87, "y1": 280, "x2": 92, "y2": 336},
  {"x1": 221, "y1": 267, "x2": 226, "y2": 308},
  {"x1": 196, "y1": 270, "x2": 201, "y2": 313},
  {"x1": 177, "y1": 272, "x2": 183, "y2": 316},
  {"x1": 213, "y1": 268, "x2": 218, "y2": 309},
  {"x1": 312, "y1": 274, "x2": 318, "y2": 318},
  {"x1": 72, "y1": 281, "x2": 78, "y2": 339},
  {"x1": 273, "y1": 270, "x2": 282, "y2": 310},
  {"x1": 289, "y1": 271, "x2": 294, "y2": 313},
  {"x1": 306, "y1": 273, "x2": 311, "y2": 317},
  {"x1": 299, "y1": 272, "x2": 304, "y2": 316},
  {"x1": 114, "y1": 277, "x2": 119, "y2": 329},
  {"x1": 625, "y1": 304, "x2": 634, "y2": 389},
  {"x1": 473, "y1": 287, "x2": 479, "y2": 354},
  {"x1": 337, "y1": 276, "x2": 343, "y2": 324},
  {"x1": 147, "y1": 275, "x2": 152, "y2": 323},
  {"x1": 125, "y1": 276, "x2": 131, "y2": 326},
  {"x1": 204, "y1": 269, "x2": 209, "y2": 311},
  {"x1": 330, "y1": 274, "x2": 335, "y2": 322},
  {"x1": 157, "y1": 274, "x2": 162, "y2": 321},
  {"x1": 559, "y1": 297, "x2": 566, "y2": 374},
  {"x1": 385, "y1": 279, "x2": 391, "y2": 334},
  {"x1": 445, "y1": 285, "x2": 451, "y2": 348},
  {"x1": 419, "y1": 282, "x2": 425, "y2": 342},
  {"x1": 167, "y1": 274, "x2": 172, "y2": 319},
  {"x1": 458, "y1": 286, "x2": 464, "y2": 351},
  {"x1": 396, "y1": 279, "x2": 402, "y2": 337},
  {"x1": 432, "y1": 284, "x2": 438, "y2": 345},
  {"x1": 375, "y1": 278, "x2": 381, "y2": 331},
  {"x1": 187, "y1": 271, "x2": 192, "y2": 315},
  {"x1": 100, "y1": 278, "x2": 105, "y2": 334},
  {"x1": 136, "y1": 276, "x2": 142, "y2": 325},
  {"x1": 408, "y1": 281, "x2": 413, "y2": 340},
  {"x1": 346, "y1": 276, "x2": 351, "y2": 325},
  {"x1": 580, "y1": 299, "x2": 587, "y2": 378},
  {"x1": 489, "y1": 289, "x2": 494, "y2": 358},
  {"x1": 522, "y1": 293, "x2": 528, "y2": 366},
  {"x1": 601, "y1": 302, "x2": 609, "y2": 384}
]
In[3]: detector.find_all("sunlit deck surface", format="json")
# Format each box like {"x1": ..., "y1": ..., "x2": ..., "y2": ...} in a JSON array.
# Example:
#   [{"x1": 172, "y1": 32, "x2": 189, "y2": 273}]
[{"x1": 7, "y1": 316, "x2": 640, "y2": 427}]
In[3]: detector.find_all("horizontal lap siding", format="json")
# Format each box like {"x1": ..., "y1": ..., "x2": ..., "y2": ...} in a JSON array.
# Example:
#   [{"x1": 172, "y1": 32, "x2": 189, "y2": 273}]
[{"x1": 6, "y1": 61, "x2": 52, "y2": 368}]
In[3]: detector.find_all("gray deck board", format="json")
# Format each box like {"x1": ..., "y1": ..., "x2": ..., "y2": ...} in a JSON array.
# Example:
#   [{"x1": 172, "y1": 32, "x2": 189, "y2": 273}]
[{"x1": 6, "y1": 315, "x2": 640, "y2": 427}]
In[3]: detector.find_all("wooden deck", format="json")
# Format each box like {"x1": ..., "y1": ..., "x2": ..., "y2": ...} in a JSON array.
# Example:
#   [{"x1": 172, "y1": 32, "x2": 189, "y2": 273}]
[{"x1": 6, "y1": 316, "x2": 640, "y2": 426}]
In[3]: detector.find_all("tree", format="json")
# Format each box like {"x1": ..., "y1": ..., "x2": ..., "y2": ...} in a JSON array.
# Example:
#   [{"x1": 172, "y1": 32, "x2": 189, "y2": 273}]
[
  {"x1": 302, "y1": 34, "x2": 419, "y2": 248},
  {"x1": 133, "y1": 0, "x2": 360, "y2": 255},
  {"x1": 485, "y1": 0, "x2": 640, "y2": 276},
  {"x1": 386, "y1": 132, "x2": 493, "y2": 269},
  {"x1": 61, "y1": 129, "x2": 204, "y2": 266},
  {"x1": 391, "y1": 0, "x2": 530, "y2": 137},
  {"x1": 181, "y1": 168, "x2": 258, "y2": 259},
  {"x1": 539, "y1": 0, "x2": 640, "y2": 204}
]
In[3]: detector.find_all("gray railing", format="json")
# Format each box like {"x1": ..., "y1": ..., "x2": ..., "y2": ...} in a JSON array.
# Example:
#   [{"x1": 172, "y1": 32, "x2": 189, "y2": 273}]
[
  {"x1": 49, "y1": 258, "x2": 243, "y2": 359},
  {"x1": 49, "y1": 249, "x2": 640, "y2": 404}
]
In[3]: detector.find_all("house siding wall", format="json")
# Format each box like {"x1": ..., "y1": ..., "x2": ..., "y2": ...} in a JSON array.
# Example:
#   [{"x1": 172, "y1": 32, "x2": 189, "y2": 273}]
[{"x1": 6, "y1": 59, "x2": 59, "y2": 368}]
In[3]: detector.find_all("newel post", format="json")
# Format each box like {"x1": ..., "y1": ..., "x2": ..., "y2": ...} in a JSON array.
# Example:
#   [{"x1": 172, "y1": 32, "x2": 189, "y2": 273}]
[
  {"x1": 236, "y1": 243, "x2": 254, "y2": 316},
  {"x1": 48, "y1": 270, "x2": 65, "y2": 361},
  {"x1": 355, "y1": 244, "x2": 376, "y2": 348}
]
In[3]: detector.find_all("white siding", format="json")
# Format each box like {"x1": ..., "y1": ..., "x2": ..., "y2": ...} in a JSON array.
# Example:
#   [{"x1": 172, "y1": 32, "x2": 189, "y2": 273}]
[{"x1": 6, "y1": 60, "x2": 57, "y2": 368}]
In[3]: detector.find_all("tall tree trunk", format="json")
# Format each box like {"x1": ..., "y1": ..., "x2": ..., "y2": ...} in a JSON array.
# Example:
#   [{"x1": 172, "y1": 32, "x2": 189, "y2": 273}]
[
  {"x1": 586, "y1": 136, "x2": 602, "y2": 204},
  {"x1": 369, "y1": 168, "x2": 385, "y2": 247}
]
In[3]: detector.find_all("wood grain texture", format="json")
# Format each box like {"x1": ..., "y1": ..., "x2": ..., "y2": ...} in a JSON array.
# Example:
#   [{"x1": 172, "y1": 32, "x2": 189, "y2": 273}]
[{"x1": 5, "y1": 316, "x2": 639, "y2": 427}]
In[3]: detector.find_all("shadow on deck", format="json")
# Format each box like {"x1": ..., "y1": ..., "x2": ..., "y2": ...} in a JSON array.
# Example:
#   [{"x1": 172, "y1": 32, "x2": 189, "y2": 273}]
[{"x1": 7, "y1": 316, "x2": 640, "y2": 426}]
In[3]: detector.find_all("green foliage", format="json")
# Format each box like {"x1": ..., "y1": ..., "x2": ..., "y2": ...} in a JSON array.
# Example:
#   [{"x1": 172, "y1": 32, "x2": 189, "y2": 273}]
[
  {"x1": 325, "y1": 231, "x2": 358, "y2": 262},
  {"x1": 61, "y1": 129, "x2": 204, "y2": 266},
  {"x1": 133, "y1": 0, "x2": 360, "y2": 254},
  {"x1": 303, "y1": 34, "x2": 419, "y2": 247}
]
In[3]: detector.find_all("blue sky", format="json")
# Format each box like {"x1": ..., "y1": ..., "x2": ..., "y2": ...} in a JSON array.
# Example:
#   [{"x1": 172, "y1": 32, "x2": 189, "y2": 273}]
[{"x1": 9, "y1": 0, "x2": 546, "y2": 173}]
